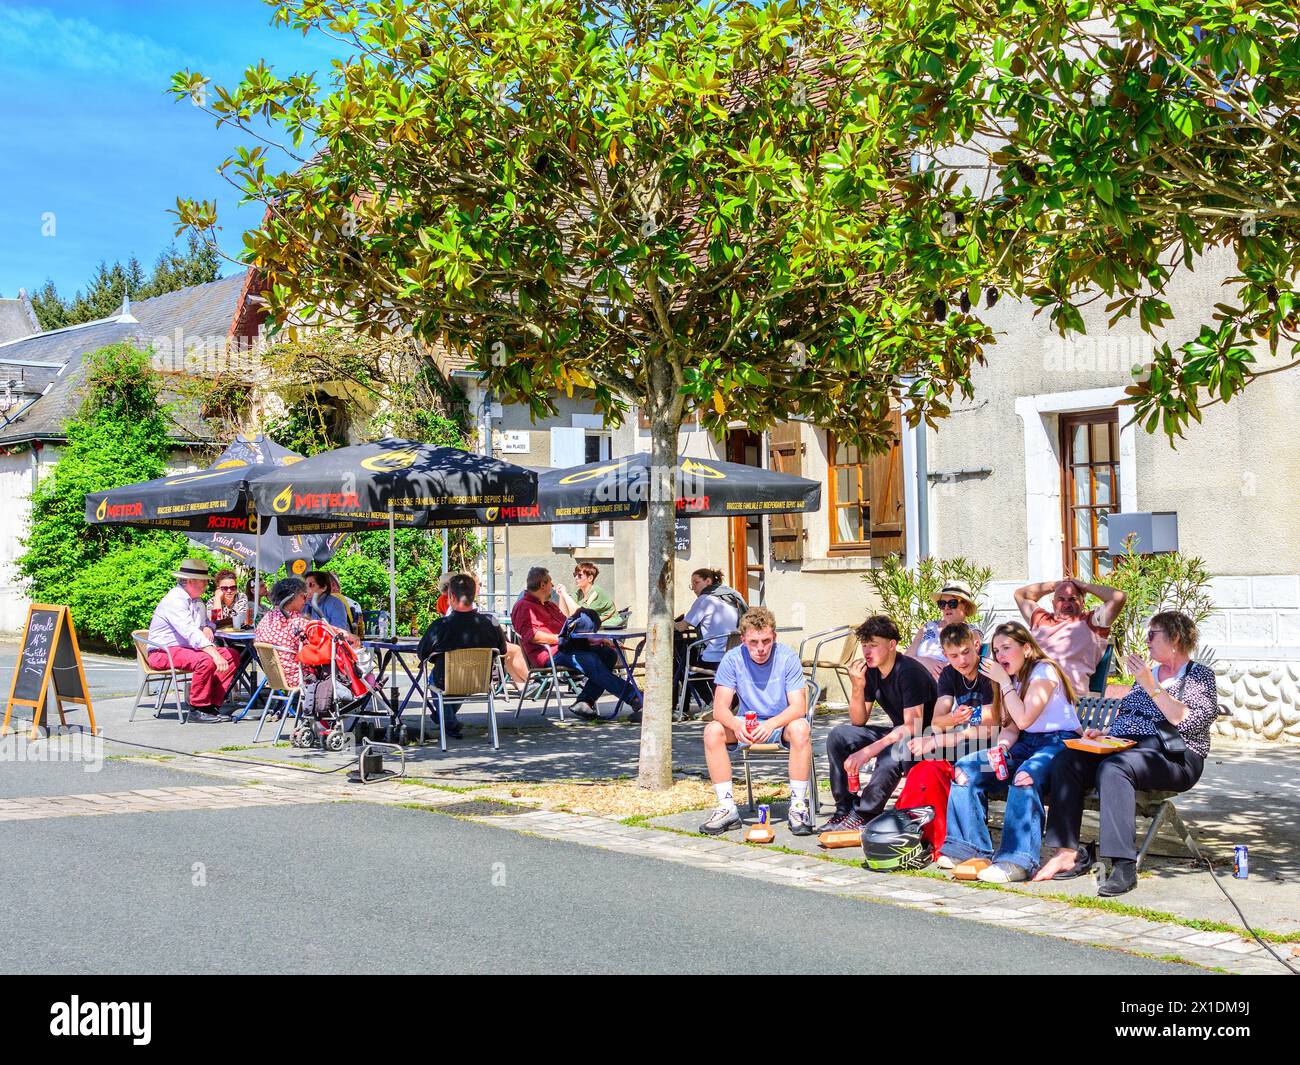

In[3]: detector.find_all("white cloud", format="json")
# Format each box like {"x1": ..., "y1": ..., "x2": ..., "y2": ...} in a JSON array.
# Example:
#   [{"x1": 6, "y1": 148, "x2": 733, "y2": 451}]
[{"x1": 0, "y1": 4, "x2": 194, "y2": 84}]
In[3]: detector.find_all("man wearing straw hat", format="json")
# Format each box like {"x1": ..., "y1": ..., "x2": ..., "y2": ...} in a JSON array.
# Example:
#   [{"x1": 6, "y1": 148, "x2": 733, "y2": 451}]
[{"x1": 145, "y1": 558, "x2": 240, "y2": 723}]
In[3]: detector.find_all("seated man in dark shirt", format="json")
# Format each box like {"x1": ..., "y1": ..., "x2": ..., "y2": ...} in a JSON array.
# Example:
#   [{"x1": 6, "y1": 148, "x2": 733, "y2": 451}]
[
  {"x1": 417, "y1": 573, "x2": 506, "y2": 739},
  {"x1": 819, "y1": 614, "x2": 939, "y2": 833}
]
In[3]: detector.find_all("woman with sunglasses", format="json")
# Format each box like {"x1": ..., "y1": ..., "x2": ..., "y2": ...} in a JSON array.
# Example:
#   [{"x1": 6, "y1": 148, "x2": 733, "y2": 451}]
[
  {"x1": 905, "y1": 582, "x2": 983, "y2": 680},
  {"x1": 1035, "y1": 611, "x2": 1219, "y2": 896},
  {"x1": 207, "y1": 570, "x2": 249, "y2": 631},
  {"x1": 939, "y1": 621, "x2": 1079, "y2": 883}
]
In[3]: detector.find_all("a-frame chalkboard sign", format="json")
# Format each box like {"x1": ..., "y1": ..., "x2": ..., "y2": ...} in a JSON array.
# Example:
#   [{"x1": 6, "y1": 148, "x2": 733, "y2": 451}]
[{"x1": 2, "y1": 604, "x2": 96, "y2": 739}]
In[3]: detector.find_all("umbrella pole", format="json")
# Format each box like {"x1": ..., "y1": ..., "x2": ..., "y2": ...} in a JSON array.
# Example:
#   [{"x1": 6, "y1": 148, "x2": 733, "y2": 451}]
[
  {"x1": 254, "y1": 517, "x2": 262, "y2": 623},
  {"x1": 504, "y1": 524, "x2": 511, "y2": 613},
  {"x1": 388, "y1": 505, "x2": 399, "y2": 717},
  {"x1": 388, "y1": 506, "x2": 397, "y2": 632}
]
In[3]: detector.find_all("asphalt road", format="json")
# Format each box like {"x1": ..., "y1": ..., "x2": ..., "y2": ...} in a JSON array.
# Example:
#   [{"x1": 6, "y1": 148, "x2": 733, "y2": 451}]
[{"x1": 0, "y1": 764, "x2": 1194, "y2": 974}]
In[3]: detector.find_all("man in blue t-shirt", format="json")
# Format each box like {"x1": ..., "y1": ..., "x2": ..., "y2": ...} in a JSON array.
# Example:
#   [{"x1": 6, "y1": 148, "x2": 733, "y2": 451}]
[{"x1": 700, "y1": 607, "x2": 814, "y2": 837}]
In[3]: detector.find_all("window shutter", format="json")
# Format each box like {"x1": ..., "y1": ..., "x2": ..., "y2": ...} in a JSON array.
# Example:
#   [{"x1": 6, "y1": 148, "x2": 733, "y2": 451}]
[
  {"x1": 550, "y1": 427, "x2": 587, "y2": 549},
  {"x1": 767, "y1": 423, "x2": 804, "y2": 562},
  {"x1": 868, "y1": 411, "x2": 906, "y2": 558}
]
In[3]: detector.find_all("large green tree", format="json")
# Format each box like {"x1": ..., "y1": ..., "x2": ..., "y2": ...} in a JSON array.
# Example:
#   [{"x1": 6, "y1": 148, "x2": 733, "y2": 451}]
[
  {"x1": 173, "y1": 0, "x2": 995, "y2": 787},
  {"x1": 871, "y1": 0, "x2": 1300, "y2": 438}
]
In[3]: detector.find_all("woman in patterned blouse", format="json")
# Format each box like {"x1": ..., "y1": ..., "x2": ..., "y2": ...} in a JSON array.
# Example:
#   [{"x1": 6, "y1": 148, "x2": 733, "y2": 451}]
[
  {"x1": 1035, "y1": 611, "x2": 1219, "y2": 896},
  {"x1": 254, "y1": 577, "x2": 311, "y2": 688}
]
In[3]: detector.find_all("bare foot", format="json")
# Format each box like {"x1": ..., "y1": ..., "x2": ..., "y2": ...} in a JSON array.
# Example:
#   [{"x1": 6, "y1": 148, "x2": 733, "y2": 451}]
[{"x1": 1033, "y1": 848, "x2": 1078, "y2": 882}]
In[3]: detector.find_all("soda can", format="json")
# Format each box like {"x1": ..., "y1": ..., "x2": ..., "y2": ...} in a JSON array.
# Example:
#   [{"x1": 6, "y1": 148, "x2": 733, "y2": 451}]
[
  {"x1": 847, "y1": 765, "x2": 860, "y2": 793},
  {"x1": 1234, "y1": 845, "x2": 1249, "y2": 879},
  {"x1": 987, "y1": 744, "x2": 1009, "y2": 782},
  {"x1": 757, "y1": 804, "x2": 770, "y2": 826}
]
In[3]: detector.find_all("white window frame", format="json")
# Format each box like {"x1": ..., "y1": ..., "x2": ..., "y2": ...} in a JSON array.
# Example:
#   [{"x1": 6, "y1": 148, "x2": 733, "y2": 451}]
[
  {"x1": 573, "y1": 414, "x2": 614, "y2": 543},
  {"x1": 1013, "y1": 387, "x2": 1138, "y2": 582}
]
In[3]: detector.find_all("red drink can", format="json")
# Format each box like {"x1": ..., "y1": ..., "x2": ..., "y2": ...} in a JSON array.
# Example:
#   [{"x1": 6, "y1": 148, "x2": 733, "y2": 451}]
[
  {"x1": 744, "y1": 711, "x2": 758, "y2": 736},
  {"x1": 847, "y1": 765, "x2": 860, "y2": 793},
  {"x1": 987, "y1": 744, "x2": 1009, "y2": 781}
]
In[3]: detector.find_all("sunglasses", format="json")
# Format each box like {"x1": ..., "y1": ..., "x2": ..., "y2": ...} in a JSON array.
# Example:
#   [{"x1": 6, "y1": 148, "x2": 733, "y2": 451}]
[
  {"x1": 937, "y1": 598, "x2": 963, "y2": 610},
  {"x1": 1146, "y1": 630, "x2": 1165, "y2": 642},
  {"x1": 218, "y1": 584, "x2": 237, "y2": 591}
]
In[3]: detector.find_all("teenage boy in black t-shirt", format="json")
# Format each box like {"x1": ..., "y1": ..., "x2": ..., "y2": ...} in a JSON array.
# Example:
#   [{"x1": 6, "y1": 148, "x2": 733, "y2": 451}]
[
  {"x1": 819, "y1": 615, "x2": 939, "y2": 832},
  {"x1": 418, "y1": 573, "x2": 507, "y2": 739}
]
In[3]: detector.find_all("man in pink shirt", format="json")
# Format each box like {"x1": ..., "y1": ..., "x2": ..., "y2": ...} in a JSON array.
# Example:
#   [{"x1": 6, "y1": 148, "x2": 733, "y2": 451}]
[{"x1": 1013, "y1": 578, "x2": 1126, "y2": 695}]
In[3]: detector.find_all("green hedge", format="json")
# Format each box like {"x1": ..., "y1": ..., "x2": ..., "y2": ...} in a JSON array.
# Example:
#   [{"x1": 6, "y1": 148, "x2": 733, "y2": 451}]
[{"x1": 67, "y1": 535, "x2": 199, "y2": 650}]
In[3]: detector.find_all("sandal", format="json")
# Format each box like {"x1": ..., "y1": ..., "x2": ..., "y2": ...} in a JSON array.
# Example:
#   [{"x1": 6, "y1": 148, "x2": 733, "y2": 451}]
[{"x1": 1051, "y1": 842, "x2": 1097, "y2": 881}]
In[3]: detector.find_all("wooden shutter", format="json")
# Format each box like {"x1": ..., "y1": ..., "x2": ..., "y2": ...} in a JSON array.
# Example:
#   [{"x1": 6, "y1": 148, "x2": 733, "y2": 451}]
[
  {"x1": 868, "y1": 411, "x2": 906, "y2": 558},
  {"x1": 767, "y1": 422, "x2": 804, "y2": 562}
]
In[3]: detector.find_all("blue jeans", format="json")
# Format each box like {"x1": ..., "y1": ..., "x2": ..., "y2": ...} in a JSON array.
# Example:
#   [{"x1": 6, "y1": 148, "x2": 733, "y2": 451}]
[
  {"x1": 553, "y1": 646, "x2": 642, "y2": 710},
  {"x1": 942, "y1": 730, "x2": 1076, "y2": 872}
]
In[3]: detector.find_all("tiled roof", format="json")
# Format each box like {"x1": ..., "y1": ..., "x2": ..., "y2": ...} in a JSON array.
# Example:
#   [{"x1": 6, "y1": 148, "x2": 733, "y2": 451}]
[
  {"x1": 0, "y1": 273, "x2": 250, "y2": 447},
  {"x1": 0, "y1": 296, "x2": 39, "y2": 344}
]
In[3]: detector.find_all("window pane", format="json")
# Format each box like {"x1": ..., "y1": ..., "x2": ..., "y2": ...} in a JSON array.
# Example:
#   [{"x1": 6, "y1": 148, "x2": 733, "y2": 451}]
[
  {"x1": 836, "y1": 506, "x2": 859, "y2": 544},
  {"x1": 1096, "y1": 508, "x2": 1110, "y2": 548},
  {"x1": 1074, "y1": 469, "x2": 1092, "y2": 507},
  {"x1": 1092, "y1": 421, "x2": 1112, "y2": 462},
  {"x1": 836, "y1": 467, "x2": 850, "y2": 502},
  {"x1": 1097, "y1": 552, "x2": 1113, "y2": 577},
  {"x1": 833, "y1": 439, "x2": 849, "y2": 465},
  {"x1": 1074, "y1": 510, "x2": 1092, "y2": 548},
  {"x1": 1096, "y1": 466, "x2": 1113, "y2": 508},
  {"x1": 1076, "y1": 550, "x2": 1095, "y2": 583},
  {"x1": 1071, "y1": 423, "x2": 1090, "y2": 461}
]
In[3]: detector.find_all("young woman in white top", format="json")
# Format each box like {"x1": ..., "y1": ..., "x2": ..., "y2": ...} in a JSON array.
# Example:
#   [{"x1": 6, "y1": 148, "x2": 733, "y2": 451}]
[{"x1": 938, "y1": 622, "x2": 1080, "y2": 883}]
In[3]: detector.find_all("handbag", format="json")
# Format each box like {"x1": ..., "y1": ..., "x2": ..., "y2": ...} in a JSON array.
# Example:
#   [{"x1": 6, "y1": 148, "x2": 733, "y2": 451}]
[
  {"x1": 298, "y1": 620, "x2": 335, "y2": 668},
  {"x1": 1154, "y1": 667, "x2": 1192, "y2": 759}
]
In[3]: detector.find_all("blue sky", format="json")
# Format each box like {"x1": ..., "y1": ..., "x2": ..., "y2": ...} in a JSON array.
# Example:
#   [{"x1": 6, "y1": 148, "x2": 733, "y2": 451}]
[{"x1": 0, "y1": 1, "x2": 348, "y2": 300}]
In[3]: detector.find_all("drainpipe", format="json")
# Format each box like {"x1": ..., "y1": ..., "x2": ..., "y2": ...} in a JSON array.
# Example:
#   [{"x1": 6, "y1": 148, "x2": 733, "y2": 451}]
[
  {"x1": 29, "y1": 441, "x2": 41, "y2": 495},
  {"x1": 915, "y1": 420, "x2": 930, "y2": 561},
  {"x1": 480, "y1": 386, "x2": 496, "y2": 611}
]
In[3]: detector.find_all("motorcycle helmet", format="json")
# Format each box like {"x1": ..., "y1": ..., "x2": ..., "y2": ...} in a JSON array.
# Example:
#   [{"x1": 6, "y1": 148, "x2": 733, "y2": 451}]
[{"x1": 861, "y1": 806, "x2": 935, "y2": 871}]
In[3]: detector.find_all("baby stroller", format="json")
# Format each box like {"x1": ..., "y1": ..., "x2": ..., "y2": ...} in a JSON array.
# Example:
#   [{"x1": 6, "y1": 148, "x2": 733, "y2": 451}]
[{"x1": 290, "y1": 622, "x2": 395, "y2": 751}]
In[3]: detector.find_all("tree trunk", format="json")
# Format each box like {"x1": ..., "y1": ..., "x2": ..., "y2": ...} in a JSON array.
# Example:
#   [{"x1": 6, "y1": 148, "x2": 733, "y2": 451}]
[{"x1": 636, "y1": 357, "x2": 682, "y2": 790}]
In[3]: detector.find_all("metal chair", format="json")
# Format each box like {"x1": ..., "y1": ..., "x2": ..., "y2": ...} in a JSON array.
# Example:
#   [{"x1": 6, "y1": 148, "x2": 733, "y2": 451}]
[
  {"x1": 130, "y1": 630, "x2": 195, "y2": 723},
  {"x1": 422, "y1": 647, "x2": 501, "y2": 750},
  {"x1": 251, "y1": 642, "x2": 301, "y2": 743},
  {"x1": 512, "y1": 653, "x2": 584, "y2": 720},
  {"x1": 737, "y1": 679, "x2": 822, "y2": 815},
  {"x1": 677, "y1": 629, "x2": 741, "y2": 719},
  {"x1": 798, "y1": 625, "x2": 858, "y2": 702}
]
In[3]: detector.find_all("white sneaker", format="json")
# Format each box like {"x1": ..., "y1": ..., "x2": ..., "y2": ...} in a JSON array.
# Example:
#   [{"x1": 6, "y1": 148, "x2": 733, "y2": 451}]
[
  {"x1": 787, "y1": 799, "x2": 815, "y2": 836},
  {"x1": 937, "y1": 855, "x2": 955, "y2": 870},
  {"x1": 699, "y1": 805, "x2": 742, "y2": 835}
]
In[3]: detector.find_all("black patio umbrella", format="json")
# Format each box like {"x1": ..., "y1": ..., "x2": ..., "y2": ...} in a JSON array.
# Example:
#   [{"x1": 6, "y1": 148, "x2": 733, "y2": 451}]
[
  {"x1": 471, "y1": 453, "x2": 821, "y2": 523},
  {"x1": 246, "y1": 439, "x2": 538, "y2": 628},
  {"x1": 85, "y1": 436, "x2": 345, "y2": 601}
]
